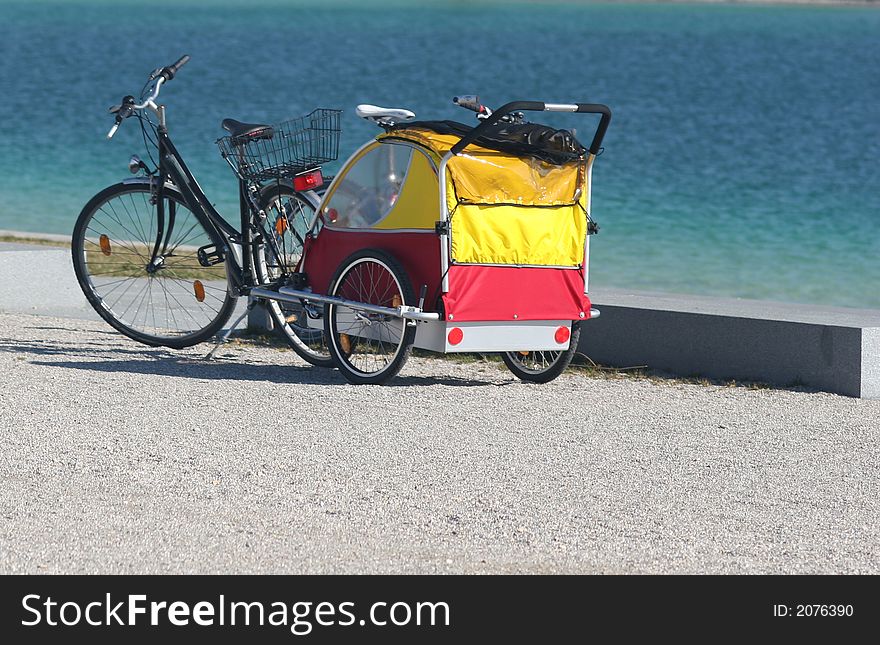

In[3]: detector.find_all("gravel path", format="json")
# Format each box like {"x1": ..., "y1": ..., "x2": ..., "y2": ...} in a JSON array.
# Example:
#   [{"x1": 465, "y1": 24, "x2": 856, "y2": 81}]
[{"x1": 0, "y1": 311, "x2": 877, "y2": 574}]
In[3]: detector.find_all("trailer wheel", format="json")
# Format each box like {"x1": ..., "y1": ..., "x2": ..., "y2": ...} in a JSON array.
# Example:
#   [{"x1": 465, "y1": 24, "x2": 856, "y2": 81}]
[
  {"x1": 501, "y1": 322, "x2": 581, "y2": 383},
  {"x1": 324, "y1": 249, "x2": 416, "y2": 384}
]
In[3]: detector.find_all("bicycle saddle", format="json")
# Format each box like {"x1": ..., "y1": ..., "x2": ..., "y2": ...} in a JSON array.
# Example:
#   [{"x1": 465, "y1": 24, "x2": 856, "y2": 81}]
[
  {"x1": 356, "y1": 104, "x2": 415, "y2": 127},
  {"x1": 221, "y1": 118, "x2": 274, "y2": 141}
]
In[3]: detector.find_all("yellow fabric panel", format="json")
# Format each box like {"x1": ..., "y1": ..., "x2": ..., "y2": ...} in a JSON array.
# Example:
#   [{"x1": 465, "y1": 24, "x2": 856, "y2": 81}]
[
  {"x1": 381, "y1": 129, "x2": 584, "y2": 208},
  {"x1": 448, "y1": 153, "x2": 581, "y2": 206},
  {"x1": 372, "y1": 148, "x2": 438, "y2": 230},
  {"x1": 451, "y1": 203, "x2": 586, "y2": 267}
]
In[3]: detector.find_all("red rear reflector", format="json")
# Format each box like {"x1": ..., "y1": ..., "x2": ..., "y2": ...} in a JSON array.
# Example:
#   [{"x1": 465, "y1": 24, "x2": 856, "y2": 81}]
[
  {"x1": 554, "y1": 326, "x2": 570, "y2": 344},
  {"x1": 293, "y1": 169, "x2": 323, "y2": 191},
  {"x1": 448, "y1": 327, "x2": 463, "y2": 346}
]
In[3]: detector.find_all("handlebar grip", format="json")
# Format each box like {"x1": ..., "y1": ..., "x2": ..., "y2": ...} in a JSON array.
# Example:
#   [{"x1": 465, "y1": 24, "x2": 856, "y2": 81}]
[
  {"x1": 170, "y1": 55, "x2": 190, "y2": 73},
  {"x1": 108, "y1": 106, "x2": 132, "y2": 139},
  {"x1": 160, "y1": 55, "x2": 190, "y2": 81},
  {"x1": 453, "y1": 95, "x2": 485, "y2": 114}
]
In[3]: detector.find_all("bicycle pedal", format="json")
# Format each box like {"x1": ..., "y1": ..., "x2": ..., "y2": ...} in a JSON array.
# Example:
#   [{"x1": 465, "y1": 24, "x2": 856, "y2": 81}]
[{"x1": 197, "y1": 244, "x2": 225, "y2": 267}]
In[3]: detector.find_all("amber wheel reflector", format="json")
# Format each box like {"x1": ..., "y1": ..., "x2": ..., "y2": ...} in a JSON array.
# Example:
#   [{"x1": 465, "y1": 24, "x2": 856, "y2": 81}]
[{"x1": 193, "y1": 280, "x2": 206, "y2": 302}]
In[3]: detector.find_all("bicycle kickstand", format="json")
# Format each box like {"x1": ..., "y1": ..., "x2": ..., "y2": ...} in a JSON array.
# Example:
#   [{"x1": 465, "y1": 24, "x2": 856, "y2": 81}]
[{"x1": 203, "y1": 299, "x2": 256, "y2": 361}]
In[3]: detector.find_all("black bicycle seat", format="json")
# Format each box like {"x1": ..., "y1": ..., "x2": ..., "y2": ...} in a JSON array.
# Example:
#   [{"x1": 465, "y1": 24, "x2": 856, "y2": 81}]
[{"x1": 221, "y1": 118, "x2": 274, "y2": 141}]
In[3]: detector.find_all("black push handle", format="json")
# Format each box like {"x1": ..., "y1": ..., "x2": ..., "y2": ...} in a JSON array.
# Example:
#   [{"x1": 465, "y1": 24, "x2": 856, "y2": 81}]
[
  {"x1": 160, "y1": 55, "x2": 191, "y2": 81},
  {"x1": 449, "y1": 100, "x2": 612, "y2": 157}
]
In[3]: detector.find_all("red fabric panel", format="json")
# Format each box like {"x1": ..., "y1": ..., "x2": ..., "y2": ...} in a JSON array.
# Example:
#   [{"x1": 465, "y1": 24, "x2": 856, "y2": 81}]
[
  {"x1": 301, "y1": 229, "x2": 442, "y2": 310},
  {"x1": 443, "y1": 265, "x2": 590, "y2": 322}
]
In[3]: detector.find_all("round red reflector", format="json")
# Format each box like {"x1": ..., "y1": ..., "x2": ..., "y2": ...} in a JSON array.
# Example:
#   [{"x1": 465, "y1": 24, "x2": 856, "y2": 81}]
[
  {"x1": 554, "y1": 326, "x2": 571, "y2": 344},
  {"x1": 448, "y1": 327, "x2": 464, "y2": 346}
]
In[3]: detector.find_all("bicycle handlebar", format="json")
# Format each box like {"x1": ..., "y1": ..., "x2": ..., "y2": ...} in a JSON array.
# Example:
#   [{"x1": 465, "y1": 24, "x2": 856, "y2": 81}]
[
  {"x1": 160, "y1": 55, "x2": 190, "y2": 81},
  {"x1": 106, "y1": 56, "x2": 190, "y2": 139},
  {"x1": 448, "y1": 100, "x2": 612, "y2": 156}
]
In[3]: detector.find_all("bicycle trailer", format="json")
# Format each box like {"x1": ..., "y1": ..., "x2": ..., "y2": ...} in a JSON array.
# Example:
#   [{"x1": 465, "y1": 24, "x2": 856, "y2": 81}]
[{"x1": 262, "y1": 100, "x2": 611, "y2": 383}]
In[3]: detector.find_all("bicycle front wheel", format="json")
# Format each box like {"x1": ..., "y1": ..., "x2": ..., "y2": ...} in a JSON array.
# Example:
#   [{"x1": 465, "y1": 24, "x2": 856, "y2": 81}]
[{"x1": 72, "y1": 182, "x2": 237, "y2": 348}]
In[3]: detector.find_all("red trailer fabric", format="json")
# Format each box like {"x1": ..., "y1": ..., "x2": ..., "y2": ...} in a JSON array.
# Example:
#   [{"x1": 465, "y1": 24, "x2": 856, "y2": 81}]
[{"x1": 442, "y1": 265, "x2": 590, "y2": 322}]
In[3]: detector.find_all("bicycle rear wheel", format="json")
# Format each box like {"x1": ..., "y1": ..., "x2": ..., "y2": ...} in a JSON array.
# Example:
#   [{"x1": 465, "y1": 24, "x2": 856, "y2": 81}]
[
  {"x1": 255, "y1": 184, "x2": 333, "y2": 366},
  {"x1": 72, "y1": 182, "x2": 237, "y2": 348}
]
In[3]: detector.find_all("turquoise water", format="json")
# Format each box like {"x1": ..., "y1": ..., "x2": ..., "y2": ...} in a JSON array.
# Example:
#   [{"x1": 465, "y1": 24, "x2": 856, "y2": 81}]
[{"x1": 1, "y1": 1, "x2": 878, "y2": 307}]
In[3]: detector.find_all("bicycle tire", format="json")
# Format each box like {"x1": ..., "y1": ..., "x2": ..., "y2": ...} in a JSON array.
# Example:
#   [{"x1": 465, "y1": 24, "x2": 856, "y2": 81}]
[
  {"x1": 254, "y1": 184, "x2": 333, "y2": 367},
  {"x1": 72, "y1": 182, "x2": 237, "y2": 348},
  {"x1": 500, "y1": 322, "x2": 581, "y2": 384},
  {"x1": 324, "y1": 249, "x2": 416, "y2": 385}
]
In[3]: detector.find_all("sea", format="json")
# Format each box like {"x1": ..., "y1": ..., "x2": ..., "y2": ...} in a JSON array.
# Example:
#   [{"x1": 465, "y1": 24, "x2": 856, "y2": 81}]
[{"x1": 0, "y1": 0, "x2": 877, "y2": 308}]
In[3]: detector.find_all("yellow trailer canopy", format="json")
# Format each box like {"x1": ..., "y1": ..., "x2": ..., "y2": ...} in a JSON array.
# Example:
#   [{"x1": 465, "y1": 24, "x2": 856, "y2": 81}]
[{"x1": 381, "y1": 127, "x2": 589, "y2": 267}]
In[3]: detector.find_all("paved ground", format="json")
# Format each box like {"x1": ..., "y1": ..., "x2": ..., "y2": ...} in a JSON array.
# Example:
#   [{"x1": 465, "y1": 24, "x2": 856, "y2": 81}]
[{"x1": 0, "y1": 310, "x2": 877, "y2": 574}]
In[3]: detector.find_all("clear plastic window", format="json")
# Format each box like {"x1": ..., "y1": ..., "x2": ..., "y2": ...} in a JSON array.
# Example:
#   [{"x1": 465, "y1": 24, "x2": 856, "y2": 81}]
[{"x1": 323, "y1": 143, "x2": 413, "y2": 228}]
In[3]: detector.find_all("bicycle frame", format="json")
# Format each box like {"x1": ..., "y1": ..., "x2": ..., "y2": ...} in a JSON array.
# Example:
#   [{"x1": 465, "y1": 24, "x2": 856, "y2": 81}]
[{"x1": 149, "y1": 123, "x2": 256, "y2": 296}]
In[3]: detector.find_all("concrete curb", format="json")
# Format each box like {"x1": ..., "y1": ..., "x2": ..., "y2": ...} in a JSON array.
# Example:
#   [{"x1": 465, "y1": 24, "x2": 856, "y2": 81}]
[{"x1": 582, "y1": 288, "x2": 880, "y2": 399}]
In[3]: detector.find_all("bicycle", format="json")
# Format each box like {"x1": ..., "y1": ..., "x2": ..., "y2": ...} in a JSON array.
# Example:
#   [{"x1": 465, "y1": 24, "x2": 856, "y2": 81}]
[{"x1": 71, "y1": 56, "x2": 340, "y2": 365}]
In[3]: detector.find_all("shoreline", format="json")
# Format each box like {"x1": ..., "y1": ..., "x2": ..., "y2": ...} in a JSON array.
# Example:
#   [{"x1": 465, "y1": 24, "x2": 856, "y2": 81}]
[{"x1": 0, "y1": 229, "x2": 71, "y2": 245}]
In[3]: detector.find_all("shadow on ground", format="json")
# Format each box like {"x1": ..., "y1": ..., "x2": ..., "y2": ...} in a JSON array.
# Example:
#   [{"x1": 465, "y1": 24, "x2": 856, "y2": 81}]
[{"x1": 1, "y1": 335, "x2": 503, "y2": 388}]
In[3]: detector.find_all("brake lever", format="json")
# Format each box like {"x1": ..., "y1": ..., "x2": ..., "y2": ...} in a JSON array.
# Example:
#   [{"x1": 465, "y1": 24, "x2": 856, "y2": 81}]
[
  {"x1": 148, "y1": 67, "x2": 163, "y2": 82},
  {"x1": 107, "y1": 96, "x2": 135, "y2": 139}
]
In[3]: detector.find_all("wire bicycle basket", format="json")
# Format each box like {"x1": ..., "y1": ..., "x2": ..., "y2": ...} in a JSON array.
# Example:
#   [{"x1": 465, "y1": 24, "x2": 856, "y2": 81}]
[{"x1": 217, "y1": 108, "x2": 342, "y2": 181}]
